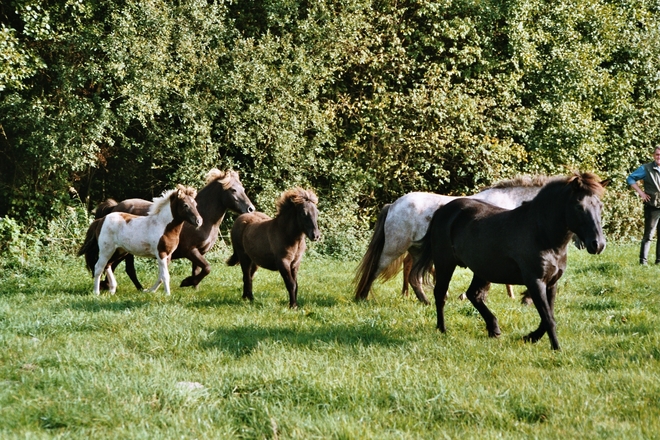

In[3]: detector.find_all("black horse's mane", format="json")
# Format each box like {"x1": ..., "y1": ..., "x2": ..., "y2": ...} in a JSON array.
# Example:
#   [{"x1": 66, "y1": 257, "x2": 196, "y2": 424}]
[{"x1": 533, "y1": 172, "x2": 606, "y2": 200}]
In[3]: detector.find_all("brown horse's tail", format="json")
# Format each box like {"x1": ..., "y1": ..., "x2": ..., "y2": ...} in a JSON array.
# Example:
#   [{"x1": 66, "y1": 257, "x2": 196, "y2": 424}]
[
  {"x1": 94, "y1": 199, "x2": 118, "y2": 219},
  {"x1": 227, "y1": 253, "x2": 239, "y2": 266},
  {"x1": 353, "y1": 203, "x2": 394, "y2": 300},
  {"x1": 409, "y1": 219, "x2": 435, "y2": 289},
  {"x1": 78, "y1": 219, "x2": 102, "y2": 272}
]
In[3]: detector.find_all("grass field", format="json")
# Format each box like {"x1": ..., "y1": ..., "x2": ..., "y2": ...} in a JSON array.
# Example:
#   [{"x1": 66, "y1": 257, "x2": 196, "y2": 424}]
[{"x1": 1, "y1": 243, "x2": 659, "y2": 439}]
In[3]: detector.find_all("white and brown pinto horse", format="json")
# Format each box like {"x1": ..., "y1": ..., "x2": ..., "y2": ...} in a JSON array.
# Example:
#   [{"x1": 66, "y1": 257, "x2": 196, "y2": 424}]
[
  {"x1": 94, "y1": 169, "x2": 255, "y2": 290},
  {"x1": 79, "y1": 185, "x2": 202, "y2": 295}
]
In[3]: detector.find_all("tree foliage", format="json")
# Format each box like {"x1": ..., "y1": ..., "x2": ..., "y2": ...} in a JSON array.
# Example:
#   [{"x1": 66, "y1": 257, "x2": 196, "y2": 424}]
[{"x1": 1, "y1": 0, "x2": 659, "y2": 255}]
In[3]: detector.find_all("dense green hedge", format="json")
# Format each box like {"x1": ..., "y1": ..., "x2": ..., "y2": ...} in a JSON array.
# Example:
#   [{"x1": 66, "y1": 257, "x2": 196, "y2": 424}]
[{"x1": 1, "y1": 0, "x2": 658, "y2": 256}]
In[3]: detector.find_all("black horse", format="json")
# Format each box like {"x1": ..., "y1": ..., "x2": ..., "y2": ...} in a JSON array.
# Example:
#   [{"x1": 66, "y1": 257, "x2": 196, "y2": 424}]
[{"x1": 411, "y1": 173, "x2": 608, "y2": 350}]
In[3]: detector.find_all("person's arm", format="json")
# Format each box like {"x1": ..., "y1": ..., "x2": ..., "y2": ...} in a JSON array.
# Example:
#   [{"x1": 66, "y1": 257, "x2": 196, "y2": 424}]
[
  {"x1": 631, "y1": 182, "x2": 651, "y2": 202},
  {"x1": 627, "y1": 165, "x2": 650, "y2": 202}
]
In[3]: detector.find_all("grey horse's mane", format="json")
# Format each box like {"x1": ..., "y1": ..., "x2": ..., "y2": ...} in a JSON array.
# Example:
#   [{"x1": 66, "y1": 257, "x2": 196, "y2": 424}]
[{"x1": 486, "y1": 175, "x2": 556, "y2": 190}]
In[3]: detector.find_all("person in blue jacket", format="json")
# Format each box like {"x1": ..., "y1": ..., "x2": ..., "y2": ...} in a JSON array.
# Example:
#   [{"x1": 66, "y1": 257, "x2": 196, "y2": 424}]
[{"x1": 627, "y1": 146, "x2": 660, "y2": 264}]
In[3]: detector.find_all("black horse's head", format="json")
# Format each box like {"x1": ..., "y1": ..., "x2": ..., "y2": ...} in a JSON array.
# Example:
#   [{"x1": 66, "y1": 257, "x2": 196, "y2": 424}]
[
  {"x1": 566, "y1": 173, "x2": 608, "y2": 254},
  {"x1": 207, "y1": 169, "x2": 255, "y2": 214}
]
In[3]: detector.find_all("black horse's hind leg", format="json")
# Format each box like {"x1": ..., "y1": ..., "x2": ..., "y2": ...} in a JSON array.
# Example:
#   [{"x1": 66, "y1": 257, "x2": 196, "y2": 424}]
[
  {"x1": 432, "y1": 264, "x2": 455, "y2": 332},
  {"x1": 101, "y1": 253, "x2": 142, "y2": 290},
  {"x1": 123, "y1": 254, "x2": 144, "y2": 291},
  {"x1": 180, "y1": 248, "x2": 211, "y2": 288},
  {"x1": 465, "y1": 276, "x2": 501, "y2": 338},
  {"x1": 406, "y1": 249, "x2": 431, "y2": 304},
  {"x1": 523, "y1": 279, "x2": 560, "y2": 350}
]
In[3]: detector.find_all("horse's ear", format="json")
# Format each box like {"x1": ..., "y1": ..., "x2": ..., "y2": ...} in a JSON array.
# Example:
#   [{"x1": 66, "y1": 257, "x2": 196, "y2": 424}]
[
  {"x1": 175, "y1": 184, "x2": 185, "y2": 198},
  {"x1": 600, "y1": 178, "x2": 611, "y2": 188}
]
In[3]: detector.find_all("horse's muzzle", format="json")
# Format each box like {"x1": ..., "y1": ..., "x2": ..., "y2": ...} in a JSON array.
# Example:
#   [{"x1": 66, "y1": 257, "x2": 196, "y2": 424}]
[
  {"x1": 587, "y1": 238, "x2": 606, "y2": 255},
  {"x1": 308, "y1": 229, "x2": 320, "y2": 242}
]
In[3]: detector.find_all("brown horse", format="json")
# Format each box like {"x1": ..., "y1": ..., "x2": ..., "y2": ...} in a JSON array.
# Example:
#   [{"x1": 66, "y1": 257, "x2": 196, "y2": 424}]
[
  {"x1": 411, "y1": 173, "x2": 608, "y2": 350},
  {"x1": 227, "y1": 188, "x2": 320, "y2": 308},
  {"x1": 95, "y1": 169, "x2": 255, "y2": 290}
]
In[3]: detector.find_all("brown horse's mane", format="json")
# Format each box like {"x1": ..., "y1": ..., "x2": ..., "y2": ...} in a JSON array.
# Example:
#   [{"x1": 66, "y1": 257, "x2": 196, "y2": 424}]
[
  {"x1": 276, "y1": 188, "x2": 318, "y2": 215},
  {"x1": 206, "y1": 168, "x2": 238, "y2": 190},
  {"x1": 149, "y1": 185, "x2": 197, "y2": 216}
]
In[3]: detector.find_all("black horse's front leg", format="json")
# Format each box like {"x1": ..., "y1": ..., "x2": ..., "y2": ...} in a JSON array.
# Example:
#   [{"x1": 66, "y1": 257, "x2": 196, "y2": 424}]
[
  {"x1": 523, "y1": 279, "x2": 560, "y2": 350},
  {"x1": 465, "y1": 276, "x2": 501, "y2": 338}
]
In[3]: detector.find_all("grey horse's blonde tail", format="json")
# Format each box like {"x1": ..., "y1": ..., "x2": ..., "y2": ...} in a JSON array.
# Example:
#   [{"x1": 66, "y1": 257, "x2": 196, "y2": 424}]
[
  {"x1": 353, "y1": 204, "x2": 391, "y2": 300},
  {"x1": 409, "y1": 229, "x2": 435, "y2": 289}
]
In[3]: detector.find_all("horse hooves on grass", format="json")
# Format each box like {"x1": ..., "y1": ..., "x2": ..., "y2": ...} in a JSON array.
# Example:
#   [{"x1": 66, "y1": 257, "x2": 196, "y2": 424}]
[{"x1": 520, "y1": 295, "x2": 533, "y2": 306}]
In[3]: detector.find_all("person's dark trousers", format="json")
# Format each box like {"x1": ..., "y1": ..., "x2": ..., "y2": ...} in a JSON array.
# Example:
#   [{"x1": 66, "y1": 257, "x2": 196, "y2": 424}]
[{"x1": 640, "y1": 204, "x2": 660, "y2": 264}]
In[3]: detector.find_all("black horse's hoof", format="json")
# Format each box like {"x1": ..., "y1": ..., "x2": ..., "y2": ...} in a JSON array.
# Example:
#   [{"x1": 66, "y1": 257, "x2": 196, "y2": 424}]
[
  {"x1": 488, "y1": 329, "x2": 502, "y2": 338},
  {"x1": 523, "y1": 333, "x2": 540, "y2": 344},
  {"x1": 180, "y1": 277, "x2": 194, "y2": 287}
]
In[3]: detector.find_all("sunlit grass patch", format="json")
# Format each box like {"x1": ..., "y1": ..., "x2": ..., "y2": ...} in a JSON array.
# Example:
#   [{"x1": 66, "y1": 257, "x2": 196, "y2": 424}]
[{"x1": 1, "y1": 244, "x2": 659, "y2": 437}]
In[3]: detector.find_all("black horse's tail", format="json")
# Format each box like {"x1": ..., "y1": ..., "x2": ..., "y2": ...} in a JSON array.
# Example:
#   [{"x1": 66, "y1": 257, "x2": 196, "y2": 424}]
[
  {"x1": 227, "y1": 253, "x2": 239, "y2": 266},
  {"x1": 353, "y1": 203, "x2": 394, "y2": 300},
  {"x1": 409, "y1": 218, "x2": 436, "y2": 289},
  {"x1": 78, "y1": 219, "x2": 102, "y2": 272},
  {"x1": 94, "y1": 199, "x2": 118, "y2": 219}
]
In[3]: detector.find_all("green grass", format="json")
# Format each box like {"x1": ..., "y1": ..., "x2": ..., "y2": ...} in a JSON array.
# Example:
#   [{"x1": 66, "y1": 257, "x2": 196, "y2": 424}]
[{"x1": 1, "y1": 243, "x2": 659, "y2": 439}]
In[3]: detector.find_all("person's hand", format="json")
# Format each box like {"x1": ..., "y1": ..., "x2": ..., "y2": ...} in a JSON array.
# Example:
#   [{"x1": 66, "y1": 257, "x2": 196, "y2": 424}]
[{"x1": 640, "y1": 191, "x2": 651, "y2": 202}]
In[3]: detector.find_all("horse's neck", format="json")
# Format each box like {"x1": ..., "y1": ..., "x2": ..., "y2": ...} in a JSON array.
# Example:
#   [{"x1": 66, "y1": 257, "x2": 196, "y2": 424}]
[
  {"x1": 530, "y1": 194, "x2": 573, "y2": 251},
  {"x1": 150, "y1": 203, "x2": 175, "y2": 227},
  {"x1": 273, "y1": 210, "x2": 304, "y2": 243},
  {"x1": 196, "y1": 185, "x2": 227, "y2": 227}
]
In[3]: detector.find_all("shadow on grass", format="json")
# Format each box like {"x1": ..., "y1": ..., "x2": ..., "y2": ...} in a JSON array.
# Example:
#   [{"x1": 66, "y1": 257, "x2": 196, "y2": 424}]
[
  {"x1": 201, "y1": 322, "x2": 402, "y2": 357},
  {"x1": 185, "y1": 291, "x2": 339, "y2": 310},
  {"x1": 65, "y1": 298, "x2": 151, "y2": 313}
]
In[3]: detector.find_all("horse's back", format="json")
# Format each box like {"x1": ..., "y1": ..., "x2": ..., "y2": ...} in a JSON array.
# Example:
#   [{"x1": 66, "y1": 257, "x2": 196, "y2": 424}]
[
  {"x1": 231, "y1": 212, "x2": 272, "y2": 248},
  {"x1": 388, "y1": 192, "x2": 457, "y2": 243},
  {"x1": 99, "y1": 212, "x2": 163, "y2": 257},
  {"x1": 432, "y1": 198, "x2": 525, "y2": 283},
  {"x1": 112, "y1": 198, "x2": 152, "y2": 216}
]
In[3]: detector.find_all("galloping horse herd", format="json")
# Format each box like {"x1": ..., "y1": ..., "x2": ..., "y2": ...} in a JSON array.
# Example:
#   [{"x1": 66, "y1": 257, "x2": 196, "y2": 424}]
[{"x1": 79, "y1": 169, "x2": 608, "y2": 350}]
